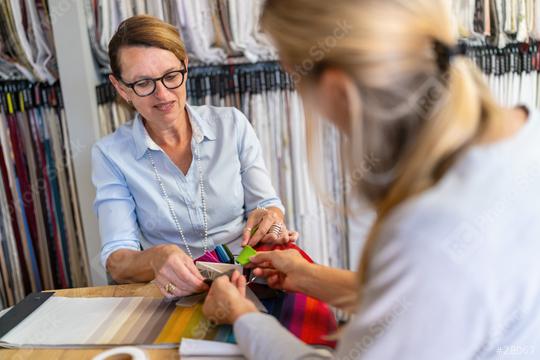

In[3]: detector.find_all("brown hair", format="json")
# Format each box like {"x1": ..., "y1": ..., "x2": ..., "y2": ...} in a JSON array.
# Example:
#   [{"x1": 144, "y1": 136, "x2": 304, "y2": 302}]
[
  {"x1": 108, "y1": 15, "x2": 187, "y2": 77},
  {"x1": 262, "y1": 0, "x2": 505, "y2": 307}
]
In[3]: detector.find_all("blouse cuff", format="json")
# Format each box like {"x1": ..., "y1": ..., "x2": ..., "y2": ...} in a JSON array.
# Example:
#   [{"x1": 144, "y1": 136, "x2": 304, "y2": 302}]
[
  {"x1": 100, "y1": 240, "x2": 141, "y2": 268},
  {"x1": 234, "y1": 312, "x2": 329, "y2": 360}
]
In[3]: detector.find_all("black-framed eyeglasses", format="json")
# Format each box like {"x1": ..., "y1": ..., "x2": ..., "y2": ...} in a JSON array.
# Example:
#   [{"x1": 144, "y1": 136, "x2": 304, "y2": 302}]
[{"x1": 119, "y1": 62, "x2": 187, "y2": 97}]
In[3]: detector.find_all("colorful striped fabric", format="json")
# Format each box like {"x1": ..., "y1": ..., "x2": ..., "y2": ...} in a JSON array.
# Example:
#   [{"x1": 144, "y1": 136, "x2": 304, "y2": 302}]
[
  {"x1": 158, "y1": 243, "x2": 338, "y2": 347},
  {"x1": 152, "y1": 296, "x2": 336, "y2": 347},
  {"x1": 155, "y1": 303, "x2": 235, "y2": 345},
  {"x1": 155, "y1": 291, "x2": 336, "y2": 347},
  {"x1": 254, "y1": 243, "x2": 338, "y2": 348},
  {"x1": 1, "y1": 286, "x2": 336, "y2": 347},
  {"x1": 278, "y1": 293, "x2": 336, "y2": 347},
  {"x1": 1, "y1": 243, "x2": 337, "y2": 348}
]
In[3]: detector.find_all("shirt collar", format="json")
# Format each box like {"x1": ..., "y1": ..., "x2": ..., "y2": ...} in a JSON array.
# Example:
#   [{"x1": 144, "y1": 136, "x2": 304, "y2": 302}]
[
  {"x1": 132, "y1": 104, "x2": 216, "y2": 160},
  {"x1": 186, "y1": 103, "x2": 216, "y2": 143}
]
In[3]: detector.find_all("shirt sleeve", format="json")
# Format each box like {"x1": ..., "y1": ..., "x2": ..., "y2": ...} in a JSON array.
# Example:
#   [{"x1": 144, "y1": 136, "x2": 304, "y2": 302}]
[
  {"x1": 234, "y1": 108, "x2": 285, "y2": 214},
  {"x1": 92, "y1": 144, "x2": 142, "y2": 268},
  {"x1": 234, "y1": 313, "x2": 332, "y2": 360}
]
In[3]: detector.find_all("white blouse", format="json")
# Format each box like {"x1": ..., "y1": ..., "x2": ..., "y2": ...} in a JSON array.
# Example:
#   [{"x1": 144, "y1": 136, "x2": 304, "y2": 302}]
[{"x1": 233, "y1": 109, "x2": 540, "y2": 359}]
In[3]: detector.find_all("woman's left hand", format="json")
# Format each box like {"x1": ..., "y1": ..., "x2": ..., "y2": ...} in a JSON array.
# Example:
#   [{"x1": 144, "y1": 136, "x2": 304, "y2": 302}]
[
  {"x1": 242, "y1": 207, "x2": 297, "y2": 247},
  {"x1": 202, "y1": 270, "x2": 258, "y2": 324}
]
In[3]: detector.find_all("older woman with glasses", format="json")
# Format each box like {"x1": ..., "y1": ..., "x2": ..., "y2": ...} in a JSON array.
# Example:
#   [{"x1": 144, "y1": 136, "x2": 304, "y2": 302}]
[{"x1": 91, "y1": 15, "x2": 295, "y2": 297}]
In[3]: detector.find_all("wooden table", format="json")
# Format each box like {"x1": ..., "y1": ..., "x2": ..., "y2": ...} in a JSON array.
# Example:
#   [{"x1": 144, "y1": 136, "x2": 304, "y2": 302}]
[{"x1": 0, "y1": 283, "x2": 181, "y2": 360}]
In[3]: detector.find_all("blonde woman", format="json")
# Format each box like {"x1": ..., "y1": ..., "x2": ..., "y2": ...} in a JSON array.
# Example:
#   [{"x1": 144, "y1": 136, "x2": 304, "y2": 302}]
[{"x1": 201, "y1": 0, "x2": 540, "y2": 358}]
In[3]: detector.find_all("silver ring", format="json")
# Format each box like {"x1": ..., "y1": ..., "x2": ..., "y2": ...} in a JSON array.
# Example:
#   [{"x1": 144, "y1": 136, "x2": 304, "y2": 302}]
[{"x1": 268, "y1": 223, "x2": 283, "y2": 236}]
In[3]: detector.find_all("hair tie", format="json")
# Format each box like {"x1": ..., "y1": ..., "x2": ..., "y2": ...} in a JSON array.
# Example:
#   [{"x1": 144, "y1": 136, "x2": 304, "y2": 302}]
[{"x1": 433, "y1": 40, "x2": 467, "y2": 73}]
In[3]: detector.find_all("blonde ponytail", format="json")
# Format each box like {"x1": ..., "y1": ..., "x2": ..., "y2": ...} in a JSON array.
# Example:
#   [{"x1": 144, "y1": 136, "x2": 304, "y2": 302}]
[
  {"x1": 262, "y1": 0, "x2": 505, "y2": 304},
  {"x1": 359, "y1": 58, "x2": 505, "y2": 288}
]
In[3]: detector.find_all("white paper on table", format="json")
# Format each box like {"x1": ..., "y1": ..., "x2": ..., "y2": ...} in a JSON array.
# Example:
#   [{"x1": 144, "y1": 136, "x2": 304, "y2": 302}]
[{"x1": 179, "y1": 338, "x2": 244, "y2": 359}]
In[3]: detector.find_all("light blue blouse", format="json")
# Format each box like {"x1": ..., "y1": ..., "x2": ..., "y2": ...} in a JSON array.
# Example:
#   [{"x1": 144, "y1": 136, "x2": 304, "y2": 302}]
[{"x1": 92, "y1": 104, "x2": 284, "y2": 267}]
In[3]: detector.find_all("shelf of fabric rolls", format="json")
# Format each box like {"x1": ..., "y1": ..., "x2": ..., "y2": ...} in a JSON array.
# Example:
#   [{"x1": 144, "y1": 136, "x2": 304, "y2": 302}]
[{"x1": 0, "y1": 0, "x2": 102, "y2": 308}]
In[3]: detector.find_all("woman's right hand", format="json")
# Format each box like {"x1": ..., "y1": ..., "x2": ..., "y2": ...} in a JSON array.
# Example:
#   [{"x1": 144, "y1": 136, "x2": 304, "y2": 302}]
[
  {"x1": 150, "y1": 244, "x2": 208, "y2": 297},
  {"x1": 248, "y1": 249, "x2": 313, "y2": 293}
]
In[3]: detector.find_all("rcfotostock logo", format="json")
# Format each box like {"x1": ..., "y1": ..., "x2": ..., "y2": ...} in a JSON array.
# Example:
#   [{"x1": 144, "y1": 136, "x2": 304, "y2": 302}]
[
  {"x1": 289, "y1": 19, "x2": 352, "y2": 84},
  {"x1": 339, "y1": 297, "x2": 412, "y2": 359},
  {"x1": 442, "y1": 221, "x2": 484, "y2": 264},
  {"x1": 49, "y1": 0, "x2": 74, "y2": 24}
]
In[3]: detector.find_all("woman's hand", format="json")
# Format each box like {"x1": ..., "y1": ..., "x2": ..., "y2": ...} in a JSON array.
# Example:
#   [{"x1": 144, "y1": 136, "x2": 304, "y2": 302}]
[
  {"x1": 252, "y1": 250, "x2": 359, "y2": 309},
  {"x1": 242, "y1": 207, "x2": 297, "y2": 247},
  {"x1": 202, "y1": 270, "x2": 258, "y2": 324},
  {"x1": 248, "y1": 249, "x2": 313, "y2": 293},
  {"x1": 150, "y1": 244, "x2": 208, "y2": 298}
]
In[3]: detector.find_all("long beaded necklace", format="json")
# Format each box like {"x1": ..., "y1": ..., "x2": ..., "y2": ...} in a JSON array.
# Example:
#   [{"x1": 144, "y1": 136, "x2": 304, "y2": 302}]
[{"x1": 146, "y1": 145, "x2": 209, "y2": 259}]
